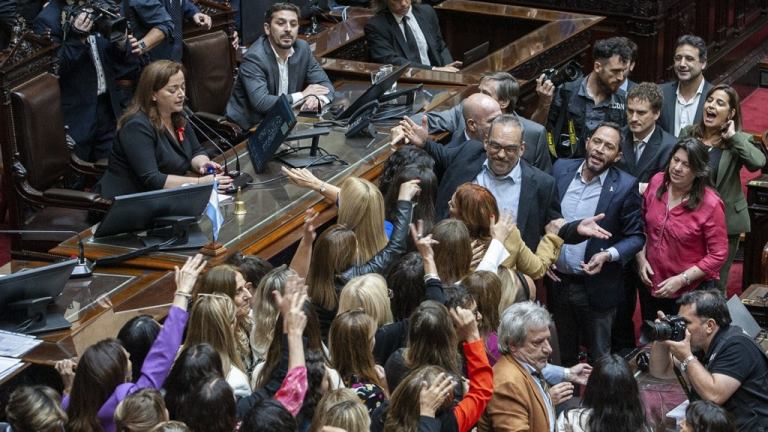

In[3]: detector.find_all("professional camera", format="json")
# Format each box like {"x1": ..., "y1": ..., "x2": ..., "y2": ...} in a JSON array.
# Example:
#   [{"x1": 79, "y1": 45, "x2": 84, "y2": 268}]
[
  {"x1": 63, "y1": 0, "x2": 128, "y2": 43},
  {"x1": 541, "y1": 60, "x2": 583, "y2": 87},
  {"x1": 640, "y1": 315, "x2": 688, "y2": 343}
]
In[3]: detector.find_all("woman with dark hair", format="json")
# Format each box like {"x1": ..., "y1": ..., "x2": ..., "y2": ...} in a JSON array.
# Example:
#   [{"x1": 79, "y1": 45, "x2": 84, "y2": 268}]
[
  {"x1": 175, "y1": 378, "x2": 236, "y2": 432},
  {"x1": 681, "y1": 400, "x2": 735, "y2": 432},
  {"x1": 306, "y1": 179, "x2": 419, "y2": 338},
  {"x1": 372, "y1": 305, "x2": 493, "y2": 432},
  {"x1": 556, "y1": 354, "x2": 649, "y2": 432},
  {"x1": 636, "y1": 138, "x2": 728, "y2": 317},
  {"x1": 383, "y1": 164, "x2": 438, "y2": 236},
  {"x1": 163, "y1": 343, "x2": 224, "y2": 420},
  {"x1": 329, "y1": 310, "x2": 388, "y2": 413},
  {"x1": 61, "y1": 255, "x2": 205, "y2": 432},
  {"x1": 680, "y1": 84, "x2": 766, "y2": 291},
  {"x1": 240, "y1": 399, "x2": 297, "y2": 432},
  {"x1": 461, "y1": 271, "x2": 503, "y2": 364},
  {"x1": 386, "y1": 252, "x2": 425, "y2": 322},
  {"x1": 96, "y1": 60, "x2": 232, "y2": 199},
  {"x1": 117, "y1": 315, "x2": 161, "y2": 382},
  {"x1": 378, "y1": 146, "x2": 435, "y2": 197},
  {"x1": 226, "y1": 253, "x2": 274, "y2": 289},
  {"x1": 431, "y1": 219, "x2": 473, "y2": 285}
]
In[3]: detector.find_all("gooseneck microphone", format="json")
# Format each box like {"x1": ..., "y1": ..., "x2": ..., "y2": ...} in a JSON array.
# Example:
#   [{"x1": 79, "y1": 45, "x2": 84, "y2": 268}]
[
  {"x1": 0, "y1": 230, "x2": 93, "y2": 278},
  {"x1": 182, "y1": 105, "x2": 253, "y2": 191}
]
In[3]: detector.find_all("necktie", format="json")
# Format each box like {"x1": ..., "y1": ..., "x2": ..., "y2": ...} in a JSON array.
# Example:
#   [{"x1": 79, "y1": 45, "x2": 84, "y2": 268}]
[
  {"x1": 634, "y1": 140, "x2": 644, "y2": 163},
  {"x1": 167, "y1": 0, "x2": 183, "y2": 45},
  {"x1": 401, "y1": 16, "x2": 421, "y2": 64}
]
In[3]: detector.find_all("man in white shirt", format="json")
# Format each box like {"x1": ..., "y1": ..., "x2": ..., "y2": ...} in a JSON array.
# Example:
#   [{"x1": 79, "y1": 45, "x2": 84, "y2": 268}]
[
  {"x1": 658, "y1": 35, "x2": 712, "y2": 137},
  {"x1": 365, "y1": 0, "x2": 461, "y2": 72}
]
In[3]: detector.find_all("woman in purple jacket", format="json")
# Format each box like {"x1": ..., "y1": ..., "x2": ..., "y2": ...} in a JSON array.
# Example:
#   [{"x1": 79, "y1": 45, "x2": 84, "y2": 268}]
[{"x1": 59, "y1": 254, "x2": 206, "y2": 432}]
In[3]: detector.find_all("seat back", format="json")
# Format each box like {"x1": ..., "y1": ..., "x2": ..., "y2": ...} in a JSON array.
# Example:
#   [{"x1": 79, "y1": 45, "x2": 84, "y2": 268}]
[
  {"x1": 10, "y1": 72, "x2": 71, "y2": 191},
  {"x1": 183, "y1": 30, "x2": 235, "y2": 115}
]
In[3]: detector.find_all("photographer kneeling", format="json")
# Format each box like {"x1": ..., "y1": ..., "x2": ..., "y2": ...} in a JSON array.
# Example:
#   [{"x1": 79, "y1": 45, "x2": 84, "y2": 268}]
[{"x1": 648, "y1": 289, "x2": 768, "y2": 431}]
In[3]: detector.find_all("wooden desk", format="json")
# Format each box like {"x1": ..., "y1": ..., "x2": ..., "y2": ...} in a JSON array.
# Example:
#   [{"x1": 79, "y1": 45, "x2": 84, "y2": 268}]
[
  {"x1": 0, "y1": 262, "x2": 173, "y2": 387},
  {"x1": 51, "y1": 82, "x2": 464, "y2": 270}
]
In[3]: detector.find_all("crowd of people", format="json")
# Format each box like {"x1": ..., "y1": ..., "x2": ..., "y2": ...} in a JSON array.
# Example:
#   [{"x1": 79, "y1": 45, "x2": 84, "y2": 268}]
[{"x1": 2, "y1": 0, "x2": 768, "y2": 429}]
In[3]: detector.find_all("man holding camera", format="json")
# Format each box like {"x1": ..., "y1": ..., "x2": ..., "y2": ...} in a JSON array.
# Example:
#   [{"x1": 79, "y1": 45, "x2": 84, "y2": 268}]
[
  {"x1": 34, "y1": 0, "x2": 138, "y2": 162},
  {"x1": 531, "y1": 37, "x2": 631, "y2": 158},
  {"x1": 649, "y1": 290, "x2": 768, "y2": 431}
]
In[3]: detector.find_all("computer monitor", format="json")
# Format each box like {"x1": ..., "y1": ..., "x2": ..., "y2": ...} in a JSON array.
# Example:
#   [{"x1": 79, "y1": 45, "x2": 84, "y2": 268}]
[
  {"x1": 247, "y1": 94, "x2": 298, "y2": 173},
  {"x1": 93, "y1": 183, "x2": 214, "y2": 249},
  {"x1": 0, "y1": 259, "x2": 77, "y2": 334},
  {"x1": 333, "y1": 63, "x2": 410, "y2": 121}
]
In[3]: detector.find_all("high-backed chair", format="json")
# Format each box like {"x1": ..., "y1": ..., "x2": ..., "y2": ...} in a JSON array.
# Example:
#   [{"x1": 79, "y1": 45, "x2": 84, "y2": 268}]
[
  {"x1": 8, "y1": 72, "x2": 110, "y2": 233},
  {"x1": 183, "y1": 30, "x2": 244, "y2": 146}
]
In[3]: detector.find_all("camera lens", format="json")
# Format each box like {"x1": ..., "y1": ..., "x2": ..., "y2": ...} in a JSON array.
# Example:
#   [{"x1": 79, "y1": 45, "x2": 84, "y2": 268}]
[{"x1": 639, "y1": 320, "x2": 672, "y2": 344}]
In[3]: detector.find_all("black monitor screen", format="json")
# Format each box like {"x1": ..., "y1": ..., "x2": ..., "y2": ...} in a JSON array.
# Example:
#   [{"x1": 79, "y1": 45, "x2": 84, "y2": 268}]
[
  {"x1": 0, "y1": 259, "x2": 77, "y2": 309},
  {"x1": 94, "y1": 183, "x2": 214, "y2": 238},
  {"x1": 247, "y1": 94, "x2": 298, "y2": 173},
  {"x1": 335, "y1": 63, "x2": 410, "y2": 120}
]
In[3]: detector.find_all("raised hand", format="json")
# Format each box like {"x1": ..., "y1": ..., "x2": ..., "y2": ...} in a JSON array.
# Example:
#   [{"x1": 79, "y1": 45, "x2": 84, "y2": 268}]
[
  {"x1": 419, "y1": 372, "x2": 455, "y2": 417},
  {"x1": 302, "y1": 208, "x2": 319, "y2": 243},
  {"x1": 174, "y1": 254, "x2": 206, "y2": 295},
  {"x1": 576, "y1": 213, "x2": 612, "y2": 239},
  {"x1": 398, "y1": 178, "x2": 421, "y2": 201},
  {"x1": 281, "y1": 166, "x2": 322, "y2": 190},
  {"x1": 470, "y1": 239, "x2": 485, "y2": 269},
  {"x1": 490, "y1": 212, "x2": 516, "y2": 242},
  {"x1": 54, "y1": 358, "x2": 78, "y2": 394},
  {"x1": 399, "y1": 116, "x2": 428, "y2": 148},
  {"x1": 410, "y1": 220, "x2": 439, "y2": 260},
  {"x1": 450, "y1": 306, "x2": 480, "y2": 342}
]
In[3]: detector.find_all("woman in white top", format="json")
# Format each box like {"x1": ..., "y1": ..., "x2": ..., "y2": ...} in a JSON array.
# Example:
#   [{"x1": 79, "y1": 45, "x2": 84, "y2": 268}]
[{"x1": 557, "y1": 354, "x2": 650, "y2": 432}]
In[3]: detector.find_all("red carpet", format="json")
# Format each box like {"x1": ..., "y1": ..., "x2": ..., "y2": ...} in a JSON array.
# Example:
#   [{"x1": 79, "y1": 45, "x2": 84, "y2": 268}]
[{"x1": 742, "y1": 88, "x2": 768, "y2": 133}]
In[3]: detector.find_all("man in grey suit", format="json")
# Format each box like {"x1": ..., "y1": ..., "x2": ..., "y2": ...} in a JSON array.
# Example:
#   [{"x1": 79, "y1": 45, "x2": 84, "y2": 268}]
[
  {"x1": 658, "y1": 34, "x2": 712, "y2": 137},
  {"x1": 423, "y1": 71, "x2": 553, "y2": 172},
  {"x1": 225, "y1": 2, "x2": 334, "y2": 129}
]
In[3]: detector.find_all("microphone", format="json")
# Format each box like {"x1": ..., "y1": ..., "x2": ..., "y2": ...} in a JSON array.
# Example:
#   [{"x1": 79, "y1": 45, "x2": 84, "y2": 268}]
[
  {"x1": 182, "y1": 105, "x2": 252, "y2": 191},
  {"x1": 0, "y1": 230, "x2": 93, "y2": 278}
]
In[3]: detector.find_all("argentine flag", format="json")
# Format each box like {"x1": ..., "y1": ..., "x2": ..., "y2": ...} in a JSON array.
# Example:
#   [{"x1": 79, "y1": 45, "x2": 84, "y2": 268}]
[{"x1": 205, "y1": 182, "x2": 223, "y2": 241}]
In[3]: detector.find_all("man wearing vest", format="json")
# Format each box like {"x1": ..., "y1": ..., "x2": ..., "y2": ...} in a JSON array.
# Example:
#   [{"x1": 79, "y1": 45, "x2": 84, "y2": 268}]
[
  {"x1": 649, "y1": 289, "x2": 768, "y2": 431},
  {"x1": 531, "y1": 37, "x2": 631, "y2": 158}
]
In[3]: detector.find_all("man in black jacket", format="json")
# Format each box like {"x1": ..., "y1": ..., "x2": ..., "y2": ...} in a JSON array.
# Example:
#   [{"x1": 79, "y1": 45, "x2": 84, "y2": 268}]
[{"x1": 364, "y1": 0, "x2": 460, "y2": 72}]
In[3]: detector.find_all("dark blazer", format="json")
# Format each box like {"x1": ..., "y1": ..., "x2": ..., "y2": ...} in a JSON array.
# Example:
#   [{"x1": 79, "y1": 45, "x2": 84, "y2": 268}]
[
  {"x1": 424, "y1": 139, "x2": 560, "y2": 251},
  {"x1": 364, "y1": 4, "x2": 452, "y2": 69},
  {"x1": 658, "y1": 80, "x2": 712, "y2": 135},
  {"x1": 226, "y1": 35, "x2": 335, "y2": 129},
  {"x1": 33, "y1": 0, "x2": 129, "y2": 147},
  {"x1": 615, "y1": 126, "x2": 677, "y2": 183},
  {"x1": 552, "y1": 159, "x2": 645, "y2": 309},
  {"x1": 96, "y1": 112, "x2": 207, "y2": 199}
]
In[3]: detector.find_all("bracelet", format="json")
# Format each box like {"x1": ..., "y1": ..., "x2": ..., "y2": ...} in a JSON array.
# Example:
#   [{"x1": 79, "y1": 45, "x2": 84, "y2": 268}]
[
  {"x1": 680, "y1": 355, "x2": 696, "y2": 373},
  {"x1": 319, "y1": 182, "x2": 327, "y2": 193},
  {"x1": 681, "y1": 272, "x2": 691, "y2": 286},
  {"x1": 174, "y1": 291, "x2": 192, "y2": 299},
  {"x1": 563, "y1": 368, "x2": 571, "y2": 381}
]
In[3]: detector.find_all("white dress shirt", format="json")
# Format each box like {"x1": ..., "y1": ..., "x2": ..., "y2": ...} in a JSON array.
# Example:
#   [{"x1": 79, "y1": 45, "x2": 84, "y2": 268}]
[
  {"x1": 392, "y1": 7, "x2": 431, "y2": 66},
  {"x1": 673, "y1": 78, "x2": 705, "y2": 136}
]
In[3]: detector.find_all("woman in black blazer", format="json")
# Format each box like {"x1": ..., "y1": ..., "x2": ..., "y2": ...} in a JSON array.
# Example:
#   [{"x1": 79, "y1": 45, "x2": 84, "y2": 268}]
[{"x1": 97, "y1": 60, "x2": 232, "y2": 199}]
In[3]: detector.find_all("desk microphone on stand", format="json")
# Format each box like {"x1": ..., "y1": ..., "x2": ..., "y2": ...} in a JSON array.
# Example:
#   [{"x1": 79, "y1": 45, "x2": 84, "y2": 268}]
[
  {"x1": 182, "y1": 106, "x2": 253, "y2": 192},
  {"x1": 0, "y1": 230, "x2": 93, "y2": 278}
]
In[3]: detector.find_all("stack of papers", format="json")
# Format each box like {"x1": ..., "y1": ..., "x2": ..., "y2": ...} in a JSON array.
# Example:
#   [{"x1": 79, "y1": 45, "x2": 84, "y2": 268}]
[
  {"x1": 0, "y1": 356, "x2": 24, "y2": 381},
  {"x1": 0, "y1": 329, "x2": 42, "y2": 357}
]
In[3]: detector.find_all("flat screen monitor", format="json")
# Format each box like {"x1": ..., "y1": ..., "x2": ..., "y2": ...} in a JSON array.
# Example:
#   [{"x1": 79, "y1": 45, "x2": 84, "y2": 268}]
[
  {"x1": 333, "y1": 63, "x2": 410, "y2": 121},
  {"x1": 94, "y1": 183, "x2": 213, "y2": 240},
  {"x1": 0, "y1": 259, "x2": 77, "y2": 334},
  {"x1": 247, "y1": 94, "x2": 298, "y2": 173}
]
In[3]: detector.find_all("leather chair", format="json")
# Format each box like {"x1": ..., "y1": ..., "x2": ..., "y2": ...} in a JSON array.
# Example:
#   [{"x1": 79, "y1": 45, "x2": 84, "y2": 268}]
[
  {"x1": 183, "y1": 30, "x2": 244, "y2": 147},
  {"x1": 8, "y1": 72, "x2": 111, "y2": 236}
]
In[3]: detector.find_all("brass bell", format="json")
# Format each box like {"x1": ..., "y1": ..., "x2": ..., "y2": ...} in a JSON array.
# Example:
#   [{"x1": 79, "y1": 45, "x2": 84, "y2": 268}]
[{"x1": 234, "y1": 187, "x2": 247, "y2": 215}]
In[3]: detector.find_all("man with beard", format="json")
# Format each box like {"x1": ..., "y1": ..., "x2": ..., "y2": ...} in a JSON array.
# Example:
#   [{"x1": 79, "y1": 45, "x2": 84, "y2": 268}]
[
  {"x1": 546, "y1": 122, "x2": 645, "y2": 365},
  {"x1": 532, "y1": 37, "x2": 630, "y2": 158},
  {"x1": 658, "y1": 35, "x2": 712, "y2": 137},
  {"x1": 226, "y1": 2, "x2": 334, "y2": 129}
]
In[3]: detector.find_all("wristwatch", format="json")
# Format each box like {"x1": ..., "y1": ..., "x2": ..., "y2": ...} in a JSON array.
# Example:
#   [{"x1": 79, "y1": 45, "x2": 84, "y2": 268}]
[
  {"x1": 680, "y1": 355, "x2": 696, "y2": 373},
  {"x1": 138, "y1": 40, "x2": 147, "y2": 54}
]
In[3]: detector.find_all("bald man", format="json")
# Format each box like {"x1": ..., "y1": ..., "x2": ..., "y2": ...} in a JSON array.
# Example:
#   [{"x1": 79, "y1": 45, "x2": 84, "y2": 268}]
[{"x1": 445, "y1": 92, "x2": 502, "y2": 147}]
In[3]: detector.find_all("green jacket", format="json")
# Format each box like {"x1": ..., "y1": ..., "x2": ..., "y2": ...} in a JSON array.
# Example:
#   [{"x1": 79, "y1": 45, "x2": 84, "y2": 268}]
[{"x1": 680, "y1": 127, "x2": 766, "y2": 234}]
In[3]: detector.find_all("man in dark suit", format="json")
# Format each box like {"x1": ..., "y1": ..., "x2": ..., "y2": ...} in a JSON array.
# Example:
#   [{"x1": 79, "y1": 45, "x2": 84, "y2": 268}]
[
  {"x1": 547, "y1": 122, "x2": 645, "y2": 365},
  {"x1": 226, "y1": 2, "x2": 334, "y2": 129},
  {"x1": 658, "y1": 34, "x2": 712, "y2": 137},
  {"x1": 613, "y1": 82, "x2": 676, "y2": 353},
  {"x1": 400, "y1": 114, "x2": 559, "y2": 251},
  {"x1": 364, "y1": 0, "x2": 460, "y2": 72},
  {"x1": 34, "y1": 0, "x2": 136, "y2": 162}
]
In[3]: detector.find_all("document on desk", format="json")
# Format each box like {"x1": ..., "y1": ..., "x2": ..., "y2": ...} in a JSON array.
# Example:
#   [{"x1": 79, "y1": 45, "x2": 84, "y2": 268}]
[
  {"x1": 0, "y1": 356, "x2": 24, "y2": 381},
  {"x1": 0, "y1": 329, "x2": 42, "y2": 357}
]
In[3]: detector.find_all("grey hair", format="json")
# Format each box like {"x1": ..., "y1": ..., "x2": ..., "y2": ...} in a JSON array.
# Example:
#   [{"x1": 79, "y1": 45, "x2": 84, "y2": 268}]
[
  {"x1": 497, "y1": 301, "x2": 552, "y2": 355},
  {"x1": 488, "y1": 113, "x2": 524, "y2": 139}
]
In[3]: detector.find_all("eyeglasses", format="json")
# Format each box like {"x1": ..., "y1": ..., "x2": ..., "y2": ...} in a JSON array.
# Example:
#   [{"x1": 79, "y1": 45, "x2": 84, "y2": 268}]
[{"x1": 486, "y1": 141, "x2": 520, "y2": 155}]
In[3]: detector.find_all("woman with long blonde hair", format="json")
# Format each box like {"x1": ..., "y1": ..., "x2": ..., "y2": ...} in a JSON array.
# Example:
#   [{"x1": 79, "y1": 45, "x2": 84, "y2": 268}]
[
  {"x1": 183, "y1": 293, "x2": 250, "y2": 397},
  {"x1": 250, "y1": 265, "x2": 296, "y2": 364},
  {"x1": 338, "y1": 274, "x2": 394, "y2": 328}
]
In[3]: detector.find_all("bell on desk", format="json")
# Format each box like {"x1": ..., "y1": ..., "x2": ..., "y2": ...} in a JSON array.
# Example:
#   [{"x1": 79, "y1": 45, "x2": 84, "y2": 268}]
[{"x1": 234, "y1": 187, "x2": 247, "y2": 215}]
